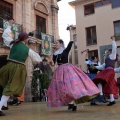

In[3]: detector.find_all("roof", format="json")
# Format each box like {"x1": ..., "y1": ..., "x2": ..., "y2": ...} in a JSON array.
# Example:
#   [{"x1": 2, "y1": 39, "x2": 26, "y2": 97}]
[
  {"x1": 69, "y1": 0, "x2": 92, "y2": 6},
  {"x1": 66, "y1": 25, "x2": 76, "y2": 30}
]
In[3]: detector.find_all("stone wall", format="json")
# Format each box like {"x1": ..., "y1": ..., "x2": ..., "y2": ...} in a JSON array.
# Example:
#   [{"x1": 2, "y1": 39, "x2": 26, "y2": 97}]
[{"x1": 0, "y1": 0, "x2": 59, "y2": 102}]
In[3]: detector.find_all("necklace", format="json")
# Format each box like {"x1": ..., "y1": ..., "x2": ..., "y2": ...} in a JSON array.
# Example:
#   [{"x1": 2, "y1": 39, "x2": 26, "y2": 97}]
[{"x1": 57, "y1": 54, "x2": 62, "y2": 61}]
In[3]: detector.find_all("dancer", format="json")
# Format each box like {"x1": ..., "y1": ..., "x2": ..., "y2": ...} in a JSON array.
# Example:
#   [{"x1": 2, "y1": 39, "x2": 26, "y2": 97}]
[
  {"x1": 85, "y1": 50, "x2": 107, "y2": 105},
  {"x1": 85, "y1": 49, "x2": 101, "y2": 80},
  {"x1": 0, "y1": 32, "x2": 42, "y2": 116},
  {"x1": 0, "y1": 17, "x2": 15, "y2": 110},
  {"x1": 92, "y1": 36, "x2": 118, "y2": 106},
  {"x1": 47, "y1": 39, "x2": 100, "y2": 111}
]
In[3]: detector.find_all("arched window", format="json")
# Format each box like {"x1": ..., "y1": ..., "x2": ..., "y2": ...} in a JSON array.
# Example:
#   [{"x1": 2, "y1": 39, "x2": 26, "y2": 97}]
[{"x1": 34, "y1": 2, "x2": 49, "y2": 39}]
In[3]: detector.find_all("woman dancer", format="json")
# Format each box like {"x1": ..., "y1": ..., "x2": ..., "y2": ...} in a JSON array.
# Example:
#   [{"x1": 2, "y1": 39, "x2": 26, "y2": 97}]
[
  {"x1": 47, "y1": 39, "x2": 100, "y2": 111},
  {"x1": 92, "y1": 37, "x2": 118, "y2": 106},
  {"x1": 0, "y1": 32, "x2": 42, "y2": 116}
]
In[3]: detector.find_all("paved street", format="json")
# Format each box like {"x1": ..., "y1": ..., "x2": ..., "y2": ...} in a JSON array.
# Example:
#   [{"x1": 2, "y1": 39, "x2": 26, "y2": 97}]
[{"x1": 1, "y1": 100, "x2": 120, "y2": 120}]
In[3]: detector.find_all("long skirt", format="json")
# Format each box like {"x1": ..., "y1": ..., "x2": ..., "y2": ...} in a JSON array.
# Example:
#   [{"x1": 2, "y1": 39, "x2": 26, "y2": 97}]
[
  {"x1": 93, "y1": 68, "x2": 118, "y2": 95},
  {"x1": 47, "y1": 63, "x2": 100, "y2": 107},
  {"x1": 0, "y1": 62, "x2": 27, "y2": 97}
]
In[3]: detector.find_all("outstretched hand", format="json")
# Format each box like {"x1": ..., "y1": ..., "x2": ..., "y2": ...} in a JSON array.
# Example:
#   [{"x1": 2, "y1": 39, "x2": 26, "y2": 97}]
[{"x1": 49, "y1": 61, "x2": 54, "y2": 66}]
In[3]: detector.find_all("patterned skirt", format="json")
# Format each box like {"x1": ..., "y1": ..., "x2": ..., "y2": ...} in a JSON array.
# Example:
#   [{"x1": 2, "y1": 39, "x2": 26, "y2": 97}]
[
  {"x1": 47, "y1": 63, "x2": 100, "y2": 107},
  {"x1": 93, "y1": 68, "x2": 118, "y2": 95},
  {"x1": 0, "y1": 62, "x2": 27, "y2": 97}
]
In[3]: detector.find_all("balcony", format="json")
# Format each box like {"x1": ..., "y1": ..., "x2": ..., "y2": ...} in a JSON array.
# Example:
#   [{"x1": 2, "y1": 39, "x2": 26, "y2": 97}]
[{"x1": 29, "y1": 30, "x2": 54, "y2": 43}]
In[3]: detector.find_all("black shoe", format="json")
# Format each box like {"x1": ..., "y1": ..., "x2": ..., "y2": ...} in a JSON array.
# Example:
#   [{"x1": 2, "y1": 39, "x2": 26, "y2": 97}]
[
  {"x1": 107, "y1": 101, "x2": 116, "y2": 106},
  {"x1": 72, "y1": 106, "x2": 77, "y2": 111},
  {"x1": 0, "y1": 111, "x2": 5, "y2": 116},
  {"x1": 68, "y1": 104, "x2": 74, "y2": 110},
  {"x1": 2, "y1": 106, "x2": 9, "y2": 110},
  {"x1": 90, "y1": 102, "x2": 98, "y2": 105}
]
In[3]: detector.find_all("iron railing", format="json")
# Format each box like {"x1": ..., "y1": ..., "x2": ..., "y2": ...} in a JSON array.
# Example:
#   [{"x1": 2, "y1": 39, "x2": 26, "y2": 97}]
[{"x1": 29, "y1": 30, "x2": 54, "y2": 43}]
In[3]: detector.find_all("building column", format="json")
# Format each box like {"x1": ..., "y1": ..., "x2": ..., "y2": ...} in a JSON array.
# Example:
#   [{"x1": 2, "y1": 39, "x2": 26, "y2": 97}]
[{"x1": 51, "y1": 0, "x2": 59, "y2": 41}]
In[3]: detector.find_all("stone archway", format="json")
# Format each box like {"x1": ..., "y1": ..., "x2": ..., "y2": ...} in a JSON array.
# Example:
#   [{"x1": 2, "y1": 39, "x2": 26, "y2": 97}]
[{"x1": 34, "y1": 1, "x2": 49, "y2": 15}]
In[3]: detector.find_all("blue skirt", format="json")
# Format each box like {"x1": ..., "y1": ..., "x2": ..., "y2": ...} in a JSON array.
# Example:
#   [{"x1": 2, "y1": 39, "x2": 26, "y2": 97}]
[{"x1": 87, "y1": 73, "x2": 96, "y2": 80}]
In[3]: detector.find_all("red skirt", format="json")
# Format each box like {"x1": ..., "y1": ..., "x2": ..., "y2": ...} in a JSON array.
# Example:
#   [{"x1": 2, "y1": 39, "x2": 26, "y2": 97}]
[{"x1": 93, "y1": 69, "x2": 118, "y2": 95}]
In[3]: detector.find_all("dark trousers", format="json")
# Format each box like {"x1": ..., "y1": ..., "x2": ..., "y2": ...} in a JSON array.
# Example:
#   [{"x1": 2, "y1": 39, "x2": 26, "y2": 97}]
[{"x1": 0, "y1": 85, "x2": 3, "y2": 100}]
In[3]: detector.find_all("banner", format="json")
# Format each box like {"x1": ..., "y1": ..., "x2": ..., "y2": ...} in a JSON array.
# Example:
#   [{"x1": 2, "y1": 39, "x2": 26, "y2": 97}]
[
  {"x1": 100, "y1": 44, "x2": 112, "y2": 64},
  {"x1": 41, "y1": 33, "x2": 52, "y2": 56},
  {"x1": 3, "y1": 20, "x2": 19, "y2": 46}
]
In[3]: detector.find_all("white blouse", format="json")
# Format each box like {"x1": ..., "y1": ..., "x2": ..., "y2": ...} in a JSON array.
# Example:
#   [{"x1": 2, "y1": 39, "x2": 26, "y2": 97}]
[
  {"x1": 28, "y1": 49, "x2": 42, "y2": 63},
  {"x1": 114, "y1": 67, "x2": 120, "y2": 73}
]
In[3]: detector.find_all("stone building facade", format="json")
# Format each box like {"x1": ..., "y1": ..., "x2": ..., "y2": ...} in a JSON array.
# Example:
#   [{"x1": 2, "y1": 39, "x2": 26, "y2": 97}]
[
  {"x1": 69, "y1": 0, "x2": 120, "y2": 75},
  {"x1": 0, "y1": 0, "x2": 61, "y2": 101}
]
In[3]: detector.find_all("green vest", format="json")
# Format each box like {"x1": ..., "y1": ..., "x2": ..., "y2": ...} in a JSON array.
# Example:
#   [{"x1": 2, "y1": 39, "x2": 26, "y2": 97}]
[{"x1": 8, "y1": 42, "x2": 29, "y2": 64}]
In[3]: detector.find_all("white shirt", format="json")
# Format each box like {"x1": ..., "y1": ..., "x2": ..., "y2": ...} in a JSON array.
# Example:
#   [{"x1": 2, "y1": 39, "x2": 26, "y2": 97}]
[
  {"x1": 28, "y1": 49, "x2": 42, "y2": 64},
  {"x1": 85, "y1": 60, "x2": 101, "y2": 66},
  {"x1": 114, "y1": 67, "x2": 120, "y2": 73}
]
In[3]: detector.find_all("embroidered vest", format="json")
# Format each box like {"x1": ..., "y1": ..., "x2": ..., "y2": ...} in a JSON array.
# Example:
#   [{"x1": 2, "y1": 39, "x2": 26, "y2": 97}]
[{"x1": 8, "y1": 42, "x2": 29, "y2": 64}]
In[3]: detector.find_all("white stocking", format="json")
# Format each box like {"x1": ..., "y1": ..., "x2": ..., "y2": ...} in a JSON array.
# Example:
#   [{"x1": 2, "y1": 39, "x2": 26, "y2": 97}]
[
  {"x1": 97, "y1": 83, "x2": 103, "y2": 95},
  {"x1": 0, "y1": 95, "x2": 10, "y2": 111},
  {"x1": 69, "y1": 101, "x2": 76, "y2": 106},
  {"x1": 69, "y1": 101, "x2": 74, "y2": 104},
  {"x1": 3, "y1": 101, "x2": 8, "y2": 107},
  {"x1": 110, "y1": 94, "x2": 114, "y2": 102}
]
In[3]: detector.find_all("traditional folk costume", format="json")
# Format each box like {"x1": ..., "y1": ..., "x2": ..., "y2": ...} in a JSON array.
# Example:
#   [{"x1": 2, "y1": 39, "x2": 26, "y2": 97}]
[
  {"x1": 85, "y1": 58, "x2": 101, "y2": 80},
  {"x1": 92, "y1": 40, "x2": 118, "y2": 106},
  {"x1": 85, "y1": 58, "x2": 107, "y2": 104},
  {"x1": 0, "y1": 42, "x2": 42, "y2": 115},
  {"x1": 47, "y1": 41, "x2": 100, "y2": 108},
  {"x1": 0, "y1": 23, "x2": 14, "y2": 109}
]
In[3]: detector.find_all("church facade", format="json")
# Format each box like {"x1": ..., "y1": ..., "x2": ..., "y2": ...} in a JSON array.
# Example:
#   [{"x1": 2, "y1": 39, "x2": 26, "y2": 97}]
[{"x1": 0, "y1": 0, "x2": 61, "y2": 101}]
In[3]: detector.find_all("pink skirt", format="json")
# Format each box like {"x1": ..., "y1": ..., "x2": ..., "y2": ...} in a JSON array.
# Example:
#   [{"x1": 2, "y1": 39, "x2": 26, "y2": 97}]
[{"x1": 47, "y1": 63, "x2": 100, "y2": 107}]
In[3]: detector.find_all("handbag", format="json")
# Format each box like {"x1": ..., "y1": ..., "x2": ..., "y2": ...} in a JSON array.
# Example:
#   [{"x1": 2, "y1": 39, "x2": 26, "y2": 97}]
[{"x1": 117, "y1": 77, "x2": 120, "y2": 86}]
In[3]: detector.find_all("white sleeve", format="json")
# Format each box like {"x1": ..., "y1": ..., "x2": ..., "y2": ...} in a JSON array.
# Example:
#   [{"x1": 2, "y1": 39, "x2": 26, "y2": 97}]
[
  {"x1": 2, "y1": 28, "x2": 13, "y2": 47},
  {"x1": 85, "y1": 60, "x2": 90, "y2": 64},
  {"x1": 109, "y1": 40, "x2": 117, "y2": 60},
  {"x1": 98, "y1": 62, "x2": 101, "y2": 66},
  {"x1": 114, "y1": 67, "x2": 120, "y2": 73},
  {"x1": 96, "y1": 63, "x2": 105, "y2": 70},
  {"x1": 28, "y1": 49, "x2": 42, "y2": 63}
]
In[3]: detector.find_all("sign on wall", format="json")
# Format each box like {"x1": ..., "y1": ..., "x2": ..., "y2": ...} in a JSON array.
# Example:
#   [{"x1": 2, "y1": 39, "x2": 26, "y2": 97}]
[
  {"x1": 3, "y1": 20, "x2": 19, "y2": 46},
  {"x1": 100, "y1": 44, "x2": 112, "y2": 64},
  {"x1": 11, "y1": 24, "x2": 19, "y2": 40},
  {"x1": 41, "y1": 33, "x2": 52, "y2": 56}
]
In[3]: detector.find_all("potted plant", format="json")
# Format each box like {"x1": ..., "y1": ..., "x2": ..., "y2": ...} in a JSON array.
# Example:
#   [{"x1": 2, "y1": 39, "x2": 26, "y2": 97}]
[
  {"x1": 31, "y1": 69, "x2": 41, "y2": 102},
  {"x1": 31, "y1": 67, "x2": 50, "y2": 102}
]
